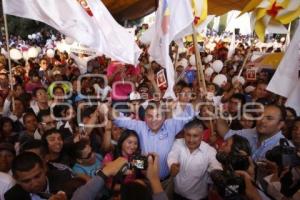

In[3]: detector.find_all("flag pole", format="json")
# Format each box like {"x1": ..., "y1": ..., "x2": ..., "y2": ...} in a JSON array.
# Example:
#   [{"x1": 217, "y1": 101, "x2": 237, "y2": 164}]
[
  {"x1": 237, "y1": 51, "x2": 252, "y2": 78},
  {"x1": 191, "y1": 24, "x2": 215, "y2": 140},
  {"x1": 173, "y1": 43, "x2": 179, "y2": 71},
  {"x1": 192, "y1": 25, "x2": 206, "y2": 92},
  {"x1": 2, "y1": 2, "x2": 15, "y2": 110}
]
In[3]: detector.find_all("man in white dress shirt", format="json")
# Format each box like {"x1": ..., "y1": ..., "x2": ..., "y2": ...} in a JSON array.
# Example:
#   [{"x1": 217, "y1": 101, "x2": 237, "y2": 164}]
[{"x1": 167, "y1": 119, "x2": 222, "y2": 200}]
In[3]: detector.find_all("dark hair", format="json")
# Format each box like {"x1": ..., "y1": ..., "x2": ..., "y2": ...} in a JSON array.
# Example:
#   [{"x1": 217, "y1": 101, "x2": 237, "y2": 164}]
[
  {"x1": 11, "y1": 152, "x2": 44, "y2": 176},
  {"x1": 120, "y1": 180, "x2": 152, "y2": 200},
  {"x1": 113, "y1": 129, "x2": 141, "y2": 159},
  {"x1": 53, "y1": 85, "x2": 65, "y2": 95},
  {"x1": 256, "y1": 97, "x2": 273, "y2": 105},
  {"x1": 256, "y1": 80, "x2": 268, "y2": 87},
  {"x1": 145, "y1": 101, "x2": 163, "y2": 113},
  {"x1": 183, "y1": 118, "x2": 205, "y2": 132},
  {"x1": 42, "y1": 128, "x2": 62, "y2": 140},
  {"x1": 0, "y1": 117, "x2": 14, "y2": 132},
  {"x1": 19, "y1": 139, "x2": 46, "y2": 156},
  {"x1": 294, "y1": 117, "x2": 300, "y2": 123},
  {"x1": 266, "y1": 104, "x2": 287, "y2": 122},
  {"x1": 285, "y1": 107, "x2": 297, "y2": 119},
  {"x1": 52, "y1": 104, "x2": 69, "y2": 118},
  {"x1": 176, "y1": 80, "x2": 190, "y2": 90},
  {"x1": 81, "y1": 106, "x2": 97, "y2": 119},
  {"x1": 28, "y1": 69, "x2": 39, "y2": 78},
  {"x1": 23, "y1": 112, "x2": 38, "y2": 123},
  {"x1": 13, "y1": 83, "x2": 24, "y2": 90},
  {"x1": 32, "y1": 87, "x2": 47, "y2": 97},
  {"x1": 71, "y1": 139, "x2": 90, "y2": 159},
  {"x1": 41, "y1": 129, "x2": 63, "y2": 153},
  {"x1": 37, "y1": 109, "x2": 51, "y2": 122},
  {"x1": 9, "y1": 97, "x2": 25, "y2": 111},
  {"x1": 231, "y1": 93, "x2": 246, "y2": 105},
  {"x1": 230, "y1": 135, "x2": 252, "y2": 156}
]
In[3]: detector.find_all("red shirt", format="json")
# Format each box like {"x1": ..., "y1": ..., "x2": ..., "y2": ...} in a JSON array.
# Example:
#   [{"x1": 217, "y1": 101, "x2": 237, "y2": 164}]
[{"x1": 202, "y1": 128, "x2": 224, "y2": 150}]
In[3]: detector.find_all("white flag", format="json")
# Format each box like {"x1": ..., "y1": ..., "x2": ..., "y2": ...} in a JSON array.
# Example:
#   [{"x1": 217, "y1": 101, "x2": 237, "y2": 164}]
[
  {"x1": 227, "y1": 31, "x2": 235, "y2": 59},
  {"x1": 283, "y1": 23, "x2": 292, "y2": 51},
  {"x1": 149, "y1": 0, "x2": 194, "y2": 99},
  {"x1": 3, "y1": 0, "x2": 141, "y2": 65},
  {"x1": 267, "y1": 22, "x2": 300, "y2": 115}
]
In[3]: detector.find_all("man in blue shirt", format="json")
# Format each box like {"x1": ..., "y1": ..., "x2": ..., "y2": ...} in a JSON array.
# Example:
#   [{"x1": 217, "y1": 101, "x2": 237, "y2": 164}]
[
  {"x1": 113, "y1": 103, "x2": 191, "y2": 180},
  {"x1": 216, "y1": 104, "x2": 286, "y2": 161}
]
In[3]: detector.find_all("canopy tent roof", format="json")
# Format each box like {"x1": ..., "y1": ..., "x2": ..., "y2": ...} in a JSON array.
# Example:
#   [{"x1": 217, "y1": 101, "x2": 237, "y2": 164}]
[{"x1": 103, "y1": 0, "x2": 250, "y2": 21}]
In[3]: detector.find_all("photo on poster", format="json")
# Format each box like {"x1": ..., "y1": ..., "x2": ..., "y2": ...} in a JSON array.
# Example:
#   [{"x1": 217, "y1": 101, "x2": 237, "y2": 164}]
[
  {"x1": 246, "y1": 69, "x2": 256, "y2": 81},
  {"x1": 156, "y1": 69, "x2": 167, "y2": 87}
]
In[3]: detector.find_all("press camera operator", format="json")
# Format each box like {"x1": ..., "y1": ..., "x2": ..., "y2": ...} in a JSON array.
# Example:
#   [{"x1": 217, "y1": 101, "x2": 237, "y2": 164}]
[
  {"x1": 262, "y1": 128, "x2": 300, "y2": 200},
  {"x1": 210, "y1": 135, "x2": 269, "y2": 200}
]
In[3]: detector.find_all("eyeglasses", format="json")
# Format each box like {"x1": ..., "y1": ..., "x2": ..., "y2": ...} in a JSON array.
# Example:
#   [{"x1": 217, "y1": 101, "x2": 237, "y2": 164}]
[{"x1": 41, "y1": 121, "x2": 56, "y2": 126}]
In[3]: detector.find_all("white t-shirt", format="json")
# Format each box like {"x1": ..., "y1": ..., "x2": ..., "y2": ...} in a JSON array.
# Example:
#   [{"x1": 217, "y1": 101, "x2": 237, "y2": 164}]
[{"x1": 0, "y1": 172, "x2": 15, "y2": 200}]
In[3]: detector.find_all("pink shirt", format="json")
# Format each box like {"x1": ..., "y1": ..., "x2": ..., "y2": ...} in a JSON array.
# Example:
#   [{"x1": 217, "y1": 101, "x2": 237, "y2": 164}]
[
  {"x1": 103, "y1": 153, "x2": 136, "y2": 187},
  {"x1": 25, "y1": 81, "x2": 43, "y2": 94},
  {"x1": 107, "y1": 62, "x2": 140, "y2": 100}
]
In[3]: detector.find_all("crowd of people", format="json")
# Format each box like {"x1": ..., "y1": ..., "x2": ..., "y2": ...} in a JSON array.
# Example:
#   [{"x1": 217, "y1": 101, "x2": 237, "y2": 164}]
[{"x1": 0, "y1": 24, "x2": 300, "y2": 200}]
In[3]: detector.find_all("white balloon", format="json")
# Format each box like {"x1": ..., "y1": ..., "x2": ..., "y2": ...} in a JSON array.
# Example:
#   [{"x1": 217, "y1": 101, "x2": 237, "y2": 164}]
[
  {"x1": 28, "y1": 35, "x2": 32, "y2": 40},
  {"x1": 245, "y1": 86, "x2": 255, "y2": 93},
  {"x1": 189, "y1": 55, "x2": 196, "y2": 66},
  {"x1": 205, "y1": 43, "x2": 211, "y2": 50},
  {"x1": 204, "y1": 67, "x2": 214, "y2": 77},
  {"x1": 213, "y1": 74, "x2": 227, "y2": 87},
  {"x1": 51, "y1": 35, "x2": 57, "y2": 41},
  {"x1": 65, "y1": 37, "x2": 74, "y2": 45},
  {"x1": 212, "y1": 60, "x2": 223, "y2": 73},
  {"x1": 206, "y1": 55, "x2": 213, "y2": 63},
  {"x1": 9, "y1": 48, "x2": 22, "y2": 60},
  {"x1": 36, "y1": 47, "x2": 42, "y2": 54},
  {"x1": 22, "y1": 51, "x2": 29, "y2": 60},
  {"x1": 28, "y1": 47, "x2": 39, "y2": 58},
  {"x1": 178, "y1": 58, "x2": 188, "y2": 68},
  {"x1": 31, "y1": 34, "x2": 37, "y2": 39},
  {"x1": 46, "y1": 49, "x2": 55, "y2": 58},
  {"x1": 232, "y1": 76, "x2": 246, "y2": 85}
]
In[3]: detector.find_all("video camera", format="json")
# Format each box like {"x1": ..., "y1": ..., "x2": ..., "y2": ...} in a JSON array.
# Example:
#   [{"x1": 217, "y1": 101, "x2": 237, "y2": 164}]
[
  {"x1": 266, "y1": 138, "x2": 300, "y2": 167},
  {"x1": 210, "y1": 169, "x2": 246, "y2": 200},
  {"x1": 118, "y1": 154, "x2": 153, "y2": 176},
  {"x1": 129, "y1": 154, "x2": 150, "y2": 170},
  {"x1": 211, "y1": 147, "x2": 250, "y2": 199}
]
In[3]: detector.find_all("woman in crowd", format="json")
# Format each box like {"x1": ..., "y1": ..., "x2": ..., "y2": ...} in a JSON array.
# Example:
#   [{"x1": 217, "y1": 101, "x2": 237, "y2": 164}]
[
  {"x1": 0, "y1": 117, "x2": 18, "y2": 144},
  {"x1": 103, "y1": 129, "x2": 142, "y2": 196},
  {"x1": 42, "y1": 128, "x2": 73, "y2": 167}
]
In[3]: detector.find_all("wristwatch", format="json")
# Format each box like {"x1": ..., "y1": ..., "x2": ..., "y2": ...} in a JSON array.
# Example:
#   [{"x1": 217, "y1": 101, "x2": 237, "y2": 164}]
[{"x1": 95, "y1": 169, "x2": 108, "y2": 181}]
